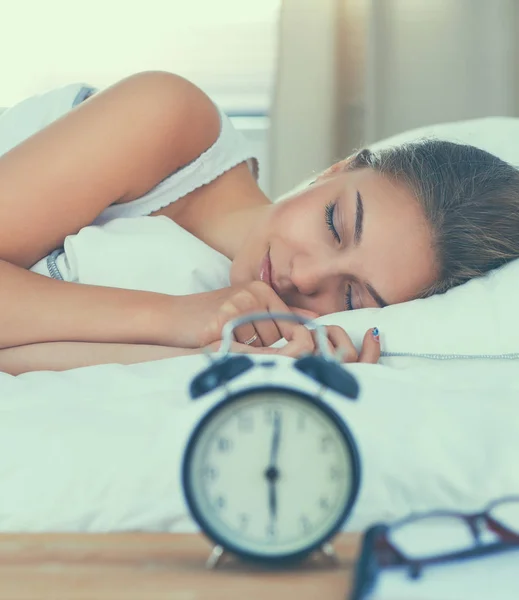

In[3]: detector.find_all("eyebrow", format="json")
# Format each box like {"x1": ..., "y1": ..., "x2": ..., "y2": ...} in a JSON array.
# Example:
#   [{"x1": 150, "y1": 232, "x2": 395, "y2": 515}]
[
  {"x1": 353, "y1": 191, "x2": 364, "y2": 245},
  {"x1": 353, "y1": 190, "x2": 388, "y2": 308}
]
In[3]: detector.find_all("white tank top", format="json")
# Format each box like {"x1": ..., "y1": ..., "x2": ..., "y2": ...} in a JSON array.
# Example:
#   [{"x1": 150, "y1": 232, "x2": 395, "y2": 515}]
[{"x1": 8, "y1": 83, "x2": 261, "y2": 295}]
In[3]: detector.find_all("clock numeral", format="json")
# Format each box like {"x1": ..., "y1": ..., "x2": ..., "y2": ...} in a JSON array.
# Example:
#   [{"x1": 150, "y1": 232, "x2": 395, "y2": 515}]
[
  {"x1": 238, "y1": 513, "x2": 250, "y2": 531},
  {"x1": 202, "y1": 465, "x2": 219, "y2": 481},
  {"x1": 237, "y1": 412, "x2": 254, "y2": 432},
  {"x1": 299, "y1": 515, "x2": 312, "y2": 533},
  {"x1": 264, "y1": 407, "x2": 280, "y2": 425},
  {"x1": 320, "y1": 434, "x2": 333, "y2": 453},
  {"x1": 214, "y1": 495, "x2": 226, "y2": 510},
  {"x1": 217, "y1": 437, "x2": 233, "y2": 452},
  {"x1": 319, "y1": 496, "x2": 331, "y2": 511},
  {"x1": 330, "y1": 466, "x2": 343, "y2": 481}
]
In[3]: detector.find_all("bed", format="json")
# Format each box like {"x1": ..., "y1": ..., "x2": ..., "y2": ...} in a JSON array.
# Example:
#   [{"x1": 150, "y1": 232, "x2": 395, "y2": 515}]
[{"x1": 0, "y1": 103, "x2": 518, "y2": 534}]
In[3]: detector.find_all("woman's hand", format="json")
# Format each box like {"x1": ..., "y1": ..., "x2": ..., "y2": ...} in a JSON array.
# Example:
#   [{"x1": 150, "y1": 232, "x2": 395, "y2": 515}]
[
  {"x1": 206, "y1": 325, "x2": 381, "y2": 365},
  {"x1": 175, "y1": 282, "x2": 380, "y2": 364},
  {"x1": 186, "y1": 281, "x2": 319, "y2": 349}
]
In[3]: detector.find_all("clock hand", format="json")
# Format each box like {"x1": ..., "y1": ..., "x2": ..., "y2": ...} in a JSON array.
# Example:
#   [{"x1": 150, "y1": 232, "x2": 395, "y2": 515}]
[
  {"x1": 268, "y1": 479, "x2": 277, "y2": 524},
  {"x1": 266, "y1": 410, "x2": 282, "y2": 522},
  {"x1": 269, "y1": 410, "x2": 282, "y2": 468}
]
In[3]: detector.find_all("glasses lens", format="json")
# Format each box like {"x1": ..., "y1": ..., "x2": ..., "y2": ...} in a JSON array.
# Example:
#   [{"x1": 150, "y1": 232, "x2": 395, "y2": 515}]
[
  {"x1": 388, "y1": 515, "x2": 475, "y2": 560},
  {"x1": 489, "y1": 499, "x2": 519, "y2": 535}
]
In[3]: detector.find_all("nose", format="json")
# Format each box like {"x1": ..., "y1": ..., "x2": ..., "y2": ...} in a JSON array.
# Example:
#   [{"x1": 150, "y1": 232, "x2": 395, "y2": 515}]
[{"x1": 289, "y1": 254, "x2": 341, "y2": 297}]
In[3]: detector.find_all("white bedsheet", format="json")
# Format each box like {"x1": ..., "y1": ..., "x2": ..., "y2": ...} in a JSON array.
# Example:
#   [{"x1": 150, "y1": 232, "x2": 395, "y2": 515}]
[{"x1": 0, "y1": 356, "x2": 517, "y2": 533}]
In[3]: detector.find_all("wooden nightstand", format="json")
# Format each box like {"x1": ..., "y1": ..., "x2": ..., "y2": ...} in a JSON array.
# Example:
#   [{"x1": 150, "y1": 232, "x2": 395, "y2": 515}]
[{"x1": 0, "y1": 533, "x2": 361, "y2": 600}]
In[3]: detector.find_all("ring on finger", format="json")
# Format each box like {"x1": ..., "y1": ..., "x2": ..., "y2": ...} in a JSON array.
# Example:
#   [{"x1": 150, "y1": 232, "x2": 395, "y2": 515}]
[{"x1": 243, "y1": 333, "x2": 259, "y2": 346}]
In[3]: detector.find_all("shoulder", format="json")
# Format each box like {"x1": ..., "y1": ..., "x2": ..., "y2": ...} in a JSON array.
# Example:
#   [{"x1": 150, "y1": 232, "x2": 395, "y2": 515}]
[
  {"x1": 96, "y1": 78, "x2": 260, "y2": 224},
  {"x1": 112, "y1": 71, "x2": 222, "y2": 203}
]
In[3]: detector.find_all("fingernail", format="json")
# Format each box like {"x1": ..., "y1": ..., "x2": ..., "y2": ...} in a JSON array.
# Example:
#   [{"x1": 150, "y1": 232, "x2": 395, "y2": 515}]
[{"x1": 372, "y1": 327, "x2": 380, "y2": 342}]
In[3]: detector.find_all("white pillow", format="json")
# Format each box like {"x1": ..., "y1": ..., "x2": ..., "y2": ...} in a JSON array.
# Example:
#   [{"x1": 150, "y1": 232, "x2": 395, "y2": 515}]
[
  {"x1": 369, "y1": 116, "x2": 519, "y2": 166},
  {"x1": 316, "y1": 117, "x2": 519, "y2": 365},
  {"x1": 317, "y1": 257, "x2": 519, "y2": 363}
]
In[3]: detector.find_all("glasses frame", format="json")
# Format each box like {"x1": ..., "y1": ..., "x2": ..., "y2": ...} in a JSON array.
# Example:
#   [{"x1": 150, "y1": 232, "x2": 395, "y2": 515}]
[{"x1": 349, "y1": 495, "x2": 519, "y2": 600}]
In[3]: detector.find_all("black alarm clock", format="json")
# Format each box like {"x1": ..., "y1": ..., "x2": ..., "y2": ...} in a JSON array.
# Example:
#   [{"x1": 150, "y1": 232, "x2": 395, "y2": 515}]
[{"x1": 182, "y1": 312, "x2": 361, "y2": 567}]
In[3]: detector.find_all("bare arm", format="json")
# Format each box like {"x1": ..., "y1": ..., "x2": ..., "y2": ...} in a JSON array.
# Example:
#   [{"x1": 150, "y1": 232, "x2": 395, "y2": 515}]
[
  {"x1": 0, "y1": 71, "x2": 221, "y2": 349},
  {"x1": 0, "y1": 327, "x2": 381, "y2": 375},
  {"x1": 0, "y1": 260, "x2": 185, "y2": 349},
  {"x1": 0, "y1": 341, "x2": 200, "y2": 375},
  {"x1": 0, "y1": 70, "x2": 220, "y2": 268}
]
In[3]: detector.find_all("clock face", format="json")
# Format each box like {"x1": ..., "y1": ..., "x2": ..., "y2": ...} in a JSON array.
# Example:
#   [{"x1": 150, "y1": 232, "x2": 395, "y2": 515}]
[{"x1": 182, "y1": 387, "x2": 360, "y2": 561}]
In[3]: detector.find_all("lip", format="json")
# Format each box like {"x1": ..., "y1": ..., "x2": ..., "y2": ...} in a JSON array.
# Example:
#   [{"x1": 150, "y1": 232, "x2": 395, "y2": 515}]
[
  {"x1": 260, "y1": 248, "x2": 284, "y2": 296},
  {"x1": 259, "y1": 248, "x2": 272, "y2": 286}
]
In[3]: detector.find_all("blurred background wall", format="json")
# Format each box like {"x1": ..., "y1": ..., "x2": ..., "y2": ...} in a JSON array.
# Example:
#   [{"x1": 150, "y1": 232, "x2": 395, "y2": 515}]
[{"x1": 270, "y1": 0, "x2": 519, "y2": 198}]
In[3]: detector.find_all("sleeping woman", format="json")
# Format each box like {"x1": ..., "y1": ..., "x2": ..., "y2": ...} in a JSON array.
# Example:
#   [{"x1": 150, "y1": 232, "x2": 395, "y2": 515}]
[{"x1": 0, "y1": 71, "x2": 518, "y2": 374}]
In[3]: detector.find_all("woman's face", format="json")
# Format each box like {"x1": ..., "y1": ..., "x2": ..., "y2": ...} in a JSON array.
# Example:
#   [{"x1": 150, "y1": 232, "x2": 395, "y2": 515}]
[{"x1": 230, "y1": 167, "x2": 438, "y2": 315}]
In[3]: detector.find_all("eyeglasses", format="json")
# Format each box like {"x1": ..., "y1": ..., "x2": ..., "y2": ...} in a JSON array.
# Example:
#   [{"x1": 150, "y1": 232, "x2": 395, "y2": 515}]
[{"x1": 350, "y1": 496, "x2": 519, "y2": 600}]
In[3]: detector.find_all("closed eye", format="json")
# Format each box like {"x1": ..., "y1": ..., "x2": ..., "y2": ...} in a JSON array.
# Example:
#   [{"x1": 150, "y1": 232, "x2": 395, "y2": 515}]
[
  {"x1": 325, "y1": 201, "x2": 340, "y2": 242},
  {"x1": 345, "y1": 284, "x2": 354, "y2": 310},
  {"x1": 327, "y1": 189, "x2": 387, "y2": 309}
]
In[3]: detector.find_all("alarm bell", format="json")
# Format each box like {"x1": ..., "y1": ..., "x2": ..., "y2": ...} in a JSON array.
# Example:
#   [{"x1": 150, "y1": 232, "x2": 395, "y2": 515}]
[{"x1": 189, "y1": 312, "x2": 360, "y2": 401}]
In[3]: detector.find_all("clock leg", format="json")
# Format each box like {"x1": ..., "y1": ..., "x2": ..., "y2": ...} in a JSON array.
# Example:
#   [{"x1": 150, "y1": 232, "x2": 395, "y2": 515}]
[
  {"x1": 206, "y1": 545, "x2": 225, "y2": 569},
  {"x1": 319, "y1": 542, "x2": 339, "y2": 564}
]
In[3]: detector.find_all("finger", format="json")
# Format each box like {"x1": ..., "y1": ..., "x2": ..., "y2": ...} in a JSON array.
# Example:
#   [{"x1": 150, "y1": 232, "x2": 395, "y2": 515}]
[
  {"x1": 231, "y1": 282, "x2": 303, "y2": 343},
  {"x1": 308, "y1": 326, "x2": 335, "y2": 356},
  {"x1": 227, "y1": 285, "x2": 284, "y2": 347},
  {"x1": 232, "y1": 312, "x2": 283, "y2": 348},
  {"x1": 358, "y1": 327, "x2": 381, "y2": 364},
  {"x1": 278, "y1": 324, "x2": 316, "y2": 358},
  {"x1": 256, "y1": 305, "x2": 316, "y2": 346},
  {"x1": 252, "y1": 317, "x2": 284, "y2": 347},
  {"x1": 215, "y1": 284, "x2": 311, "y2": 347},
  {"x1": 233, "y1": 323, "x2": 262, "y2": 347},
  {"x1": 217, "y1": 290, "x2": 265, "y2": 347},
  {"x1": 324, "y1": 325, "x2": 358, "y2": 363},
  {"x1": 261, "y1": 292, "x2": 311, "y2": 342}
]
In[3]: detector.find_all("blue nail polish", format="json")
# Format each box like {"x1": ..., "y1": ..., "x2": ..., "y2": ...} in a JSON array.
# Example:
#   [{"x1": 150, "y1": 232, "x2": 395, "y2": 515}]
[{"x1": 372, "y1": 327, "x2": 380, "y2": 339}]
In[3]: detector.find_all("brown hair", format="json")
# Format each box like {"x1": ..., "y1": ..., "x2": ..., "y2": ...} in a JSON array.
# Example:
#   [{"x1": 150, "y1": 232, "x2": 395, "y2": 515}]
[{"x1": 348, "y1": 141, "x2": 519, "y2": 296}]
